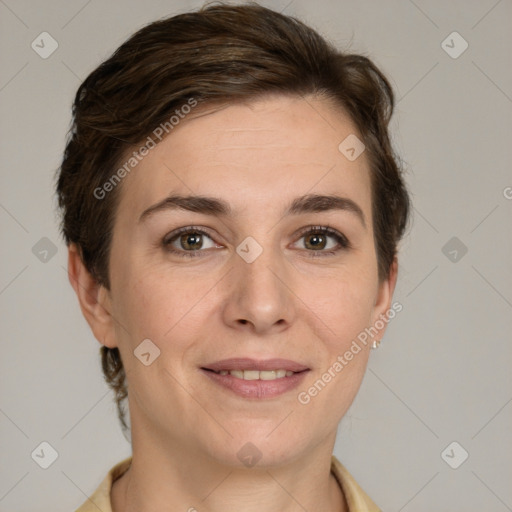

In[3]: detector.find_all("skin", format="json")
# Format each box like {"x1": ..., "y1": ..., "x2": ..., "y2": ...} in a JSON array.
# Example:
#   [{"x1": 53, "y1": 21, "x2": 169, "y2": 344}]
[{"x1": 69, "y1": 94, "x2": 397, "y2": 512}]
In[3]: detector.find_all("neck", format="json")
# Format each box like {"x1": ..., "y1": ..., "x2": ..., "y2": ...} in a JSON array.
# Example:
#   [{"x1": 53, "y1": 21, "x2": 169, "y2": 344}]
[{"x1": 111, "y1": 426, "x2": 347, "y2": 512}]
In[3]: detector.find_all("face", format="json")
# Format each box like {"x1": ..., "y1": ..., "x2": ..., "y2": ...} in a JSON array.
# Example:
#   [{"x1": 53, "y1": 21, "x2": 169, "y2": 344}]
[{"x1": 84, "y1": 95, "x2": 396, "y2": 467}]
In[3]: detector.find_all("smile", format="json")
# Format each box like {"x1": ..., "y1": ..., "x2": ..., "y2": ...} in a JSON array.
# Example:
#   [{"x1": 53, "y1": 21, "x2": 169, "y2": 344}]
[
  {"x1": 201, "y1": 368, "x2": 309, "y2": 399},
  {"x1": 208, "y1": 369, "x2": 297, "y2": 380}
]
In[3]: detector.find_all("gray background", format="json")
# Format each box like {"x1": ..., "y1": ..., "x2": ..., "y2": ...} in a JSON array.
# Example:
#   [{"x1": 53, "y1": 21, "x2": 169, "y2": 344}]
[{"x1": 1, "y1": 0, "x2": 511, "y2": 510}]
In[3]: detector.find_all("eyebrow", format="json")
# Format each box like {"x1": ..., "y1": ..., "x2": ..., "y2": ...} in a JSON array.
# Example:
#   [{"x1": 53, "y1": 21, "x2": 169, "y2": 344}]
[{"x1": 139, "y1": 193, "x2": 366, "y2": 228}]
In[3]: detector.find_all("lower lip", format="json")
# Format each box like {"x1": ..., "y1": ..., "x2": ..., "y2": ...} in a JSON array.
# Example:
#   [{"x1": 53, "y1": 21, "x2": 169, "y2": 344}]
[{"x1": 201, "y1": 369, "x2": 309, "y2": 399}]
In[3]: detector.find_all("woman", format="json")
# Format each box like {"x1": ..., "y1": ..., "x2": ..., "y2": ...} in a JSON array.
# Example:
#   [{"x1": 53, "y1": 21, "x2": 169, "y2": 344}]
[{"x1": 57, "y1": 3, "x2": 410, "y2": 511}]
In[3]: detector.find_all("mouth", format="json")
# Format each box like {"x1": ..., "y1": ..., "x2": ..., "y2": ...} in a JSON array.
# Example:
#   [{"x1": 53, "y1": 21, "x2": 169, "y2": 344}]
[
  {"x1": 200, "y1": 358, "x2": 310, "y2": 398},
  {"x1": 202, "y1": 368, "x2": 303, "y2": 380}
]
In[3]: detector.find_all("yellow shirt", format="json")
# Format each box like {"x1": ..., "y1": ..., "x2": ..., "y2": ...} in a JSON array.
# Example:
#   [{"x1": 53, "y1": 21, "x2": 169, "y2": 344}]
[{"x1": 75, "y1": 455, "x2": 380, "y2": 512}]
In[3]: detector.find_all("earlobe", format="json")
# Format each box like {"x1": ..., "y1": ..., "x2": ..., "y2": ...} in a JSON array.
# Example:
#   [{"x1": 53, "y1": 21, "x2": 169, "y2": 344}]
[
  {"x1": 371, "y1": 256, "x2": 399, "y2": 341},
  {"x1": 67, "y1": 244, "x2": 117, "y2": 348}
]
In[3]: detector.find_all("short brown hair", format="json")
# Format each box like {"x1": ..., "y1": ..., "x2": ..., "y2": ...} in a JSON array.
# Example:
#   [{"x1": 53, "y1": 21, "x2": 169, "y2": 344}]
[{"x1": 56, "y1": 2, "x2": 410, "y2": 431}]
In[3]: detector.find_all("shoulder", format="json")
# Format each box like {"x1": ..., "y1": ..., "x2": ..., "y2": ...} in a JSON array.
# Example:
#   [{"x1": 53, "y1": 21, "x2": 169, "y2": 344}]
[
  {"x1": 331, "y1": 455, "x2": 381, "y2": 512},
  {"x1": 74, "y1": 457, "x2": 132, "y2": 512}
]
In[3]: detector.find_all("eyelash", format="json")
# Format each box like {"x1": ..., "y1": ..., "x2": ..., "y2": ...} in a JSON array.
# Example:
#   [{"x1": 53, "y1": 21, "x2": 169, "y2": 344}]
[{"x1": 162, "y1": 225, "x2": 351, "y2": 259}]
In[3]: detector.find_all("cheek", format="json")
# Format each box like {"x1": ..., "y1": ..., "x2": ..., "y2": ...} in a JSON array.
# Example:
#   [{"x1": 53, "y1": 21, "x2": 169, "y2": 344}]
[
  {"x1": 308, "y1": 266, "x2": 378, "y2": 344},
  {"x1": 298, "y1": 275, "x2": 375, "y2": 417},
  {"x1": 111, "y1": 261, "x2": 215, "y2": 351}
]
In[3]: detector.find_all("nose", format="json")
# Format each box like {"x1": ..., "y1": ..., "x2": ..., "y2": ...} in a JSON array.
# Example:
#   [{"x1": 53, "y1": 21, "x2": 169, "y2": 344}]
[{"x1": 222, "y1": 244, "x2": 295, "y2": 335}]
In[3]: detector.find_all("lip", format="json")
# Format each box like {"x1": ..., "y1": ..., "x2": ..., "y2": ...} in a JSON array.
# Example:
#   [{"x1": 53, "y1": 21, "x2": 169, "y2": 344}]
[
  {"x1": 202, "y1": 358, "x2": 310, "y2": 373},
  {"x1": 200, "y1": 358, "x2": 310, "y2": 399},
  {"x1": 201, "y1": 368, "x2": 309, "y2": 399}
]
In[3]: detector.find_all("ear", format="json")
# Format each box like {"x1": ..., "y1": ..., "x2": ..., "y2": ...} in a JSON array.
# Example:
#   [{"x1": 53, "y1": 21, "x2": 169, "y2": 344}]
[
  {"x1": 370, "y1": 255, "x2": 399, "y2": 342},
  {"x1": 67, "y1": 243, "x2": 118, "y2": 349}
]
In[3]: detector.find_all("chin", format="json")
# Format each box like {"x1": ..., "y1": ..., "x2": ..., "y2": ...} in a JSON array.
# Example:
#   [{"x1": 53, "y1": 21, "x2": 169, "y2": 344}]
[{"x1": 204, "y1": 427, "x2": 311, "y2": 470}]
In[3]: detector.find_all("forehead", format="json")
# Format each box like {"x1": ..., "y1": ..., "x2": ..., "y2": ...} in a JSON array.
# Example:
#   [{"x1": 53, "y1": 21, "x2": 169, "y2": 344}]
[{"x1": 116, "y1": 95, "x2": 372, "y2": 222}]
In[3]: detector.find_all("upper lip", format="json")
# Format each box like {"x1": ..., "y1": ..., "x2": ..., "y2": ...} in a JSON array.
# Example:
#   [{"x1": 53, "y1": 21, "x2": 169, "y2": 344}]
[{"x1": 202, "y1": 358, "x2": 310, "y2": 373}]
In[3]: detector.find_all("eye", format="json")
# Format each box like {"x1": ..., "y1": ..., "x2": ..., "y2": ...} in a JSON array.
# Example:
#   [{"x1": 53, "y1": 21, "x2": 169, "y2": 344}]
[
  {"x1": 162, "y1": 224, "x2": 350, "y2": 259},
  {"x1": 162, "y1": 226, "x2": 220, "y2": 258},
  {"x1": 293, "y1": 225, "x2": 350, "y2": 256}
]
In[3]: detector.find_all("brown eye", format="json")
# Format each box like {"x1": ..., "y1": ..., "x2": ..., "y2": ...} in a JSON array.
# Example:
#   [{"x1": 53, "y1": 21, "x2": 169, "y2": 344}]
[
  {"x1": 163, "y1": 227, "x2": 219, "y2": 258},
  {"x1": 304, "y1": 232, "x2": 328, "y2": 250},
  {"x1": 178, "y1": 232, "x2": 204, "y2": 251},
  {"x1": 295, "y1": 226, "x2": 350, "y2": 255}
]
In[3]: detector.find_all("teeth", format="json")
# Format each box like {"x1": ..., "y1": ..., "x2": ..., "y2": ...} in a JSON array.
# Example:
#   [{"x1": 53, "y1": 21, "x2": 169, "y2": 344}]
[
  {"x1": 261, "y1": 370, "x2": 283, "y2": 380},
  {"x1": 244, "y1": 370, "x2": 260, "y2": 380},
  {"x1": 217, "y1": 369, "x2": 296, "y2": 380}
]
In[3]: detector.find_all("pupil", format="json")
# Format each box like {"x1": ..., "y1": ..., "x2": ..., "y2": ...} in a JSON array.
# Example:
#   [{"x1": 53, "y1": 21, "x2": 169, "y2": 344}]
[
  {"x1": 307, "y1": 234, "x2": 325, "y2": 250},
  {"x1": 183, "y1": 233, "x2": 202, "y2": 250}
]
